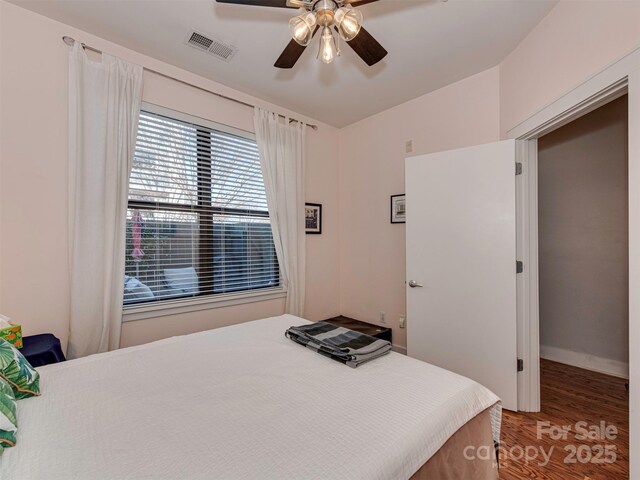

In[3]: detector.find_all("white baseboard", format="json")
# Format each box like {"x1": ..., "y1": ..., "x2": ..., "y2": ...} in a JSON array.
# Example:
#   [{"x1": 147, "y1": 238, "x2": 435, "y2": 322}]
[
  {"x1": 392, "y1": 344, "x2": 407, "y2": 355},
  {"x1": 540, "y1": 345, "x2": 629, "y2": 379}
]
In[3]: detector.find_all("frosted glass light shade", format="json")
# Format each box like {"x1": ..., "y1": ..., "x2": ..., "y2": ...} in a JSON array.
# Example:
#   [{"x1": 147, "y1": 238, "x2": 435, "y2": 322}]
[
  {"x1": 289, "y1": 11, "x2": 317, "y2": 46},
  {"x1": 334, "y1": 6, "x2": 362, "y2": 41}
]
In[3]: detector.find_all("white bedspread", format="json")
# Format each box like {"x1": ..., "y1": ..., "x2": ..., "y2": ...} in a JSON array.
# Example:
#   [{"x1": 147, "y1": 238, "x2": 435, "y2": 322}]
[{"x1": 0, "y1": 315, "x2": 500, "y2": 480}]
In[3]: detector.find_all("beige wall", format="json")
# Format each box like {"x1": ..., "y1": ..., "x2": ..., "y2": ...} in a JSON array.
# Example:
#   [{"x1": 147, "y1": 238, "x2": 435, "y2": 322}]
[
  {"x1": 538, "y1": 95, "x2": 629, "y2": 363},
  {"x1": 499, "y1": 0, "x2": 640, "y2": 137},
  {"x1": 2, "y1": 0, "x2": 640, "y2": 355},
  {"x1": 335, "y1": 0, "x2": 640, "y2": 351},
  {"x1": 338, "y1": 67, "x2": 501, "y2": 350},
  {"x1": 0, "y1": 1, "x2": 341, "y2": 351}
]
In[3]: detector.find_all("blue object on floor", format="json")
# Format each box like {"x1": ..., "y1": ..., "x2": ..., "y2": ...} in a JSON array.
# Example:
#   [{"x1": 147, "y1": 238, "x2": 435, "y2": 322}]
[{"x1": 21, "y1": 334, "x2": 66, "y2": 367}]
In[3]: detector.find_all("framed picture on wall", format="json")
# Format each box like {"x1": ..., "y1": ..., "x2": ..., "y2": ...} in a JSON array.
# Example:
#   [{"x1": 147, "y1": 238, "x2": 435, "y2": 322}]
[
  {"x1": 390, "y1": 194, "x2": 406, "y2": 224},
  {"x1": 305, "y1": 203, "x2": 322, "y2": 234}
]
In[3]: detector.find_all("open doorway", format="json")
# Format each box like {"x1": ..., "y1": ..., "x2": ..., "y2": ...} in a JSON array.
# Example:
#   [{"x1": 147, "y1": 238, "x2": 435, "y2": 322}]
[
  {"x1": 536, "y1": 94, "x2": 629, "y2": 475},
  {"x1": 538, "y1": 95, "x2": 629, "y2": 378},
  {"x1": 508, "y1": 47, "x2": 640, "y2": 475}
]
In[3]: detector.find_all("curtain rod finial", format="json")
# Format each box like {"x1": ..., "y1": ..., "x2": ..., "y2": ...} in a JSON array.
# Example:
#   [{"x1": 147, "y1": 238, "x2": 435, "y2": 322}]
[{"x1": 62, "y1": 36, "x2": 76, "y2": 47}]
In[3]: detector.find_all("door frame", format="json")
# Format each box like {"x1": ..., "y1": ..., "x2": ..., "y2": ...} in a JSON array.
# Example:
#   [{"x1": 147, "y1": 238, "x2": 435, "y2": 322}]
[{"x1": 508, "y1": 47, "x2": 640, "y2": 475}]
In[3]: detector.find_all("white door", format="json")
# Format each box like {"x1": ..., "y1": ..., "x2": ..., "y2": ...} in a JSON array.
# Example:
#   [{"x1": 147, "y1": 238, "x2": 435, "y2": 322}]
[{"x1": 406, "y1": 140, "x2": 518, "y2": 411}]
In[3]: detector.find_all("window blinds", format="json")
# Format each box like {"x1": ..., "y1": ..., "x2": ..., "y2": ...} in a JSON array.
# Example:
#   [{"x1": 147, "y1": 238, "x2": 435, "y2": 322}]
[{"x1": 124, "y1": 110, "x2": 279, "y2": 305}]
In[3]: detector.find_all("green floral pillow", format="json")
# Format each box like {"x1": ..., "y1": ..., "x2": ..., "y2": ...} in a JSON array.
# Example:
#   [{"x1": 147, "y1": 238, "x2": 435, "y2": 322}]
[
  {"x1": 0, "y1": 376, "x2": 17, "y2": 452},
  {"x1": 0, "y1": 338, "x2": 40, "y2": 399}
]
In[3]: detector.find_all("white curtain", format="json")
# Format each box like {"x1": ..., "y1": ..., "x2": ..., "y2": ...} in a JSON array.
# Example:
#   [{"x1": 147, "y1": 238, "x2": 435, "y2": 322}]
[
  {"x1": 254, "y1": 108, "x2": 307, "y2": 317},
  {"x1": 68, "y1": 43, "x2": 143, "y2": 359}
]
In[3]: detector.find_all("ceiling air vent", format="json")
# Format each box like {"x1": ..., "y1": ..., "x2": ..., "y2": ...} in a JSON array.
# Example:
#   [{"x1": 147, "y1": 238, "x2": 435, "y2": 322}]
[{"x1": 184, "y1": 30, "x2": 238, "y2": 62}]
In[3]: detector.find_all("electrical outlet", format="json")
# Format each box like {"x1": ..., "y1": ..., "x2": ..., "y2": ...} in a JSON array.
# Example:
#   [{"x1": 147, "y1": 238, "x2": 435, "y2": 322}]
[
  {"x1": 405, "y1": 140, "x2": 413, "y2": 154},
  {"x1": 379, "y1": 311, "x2": 386, "y2": 324},
  {"x1": 399, "y1": 315, "x2": 406, "y2": 329}
]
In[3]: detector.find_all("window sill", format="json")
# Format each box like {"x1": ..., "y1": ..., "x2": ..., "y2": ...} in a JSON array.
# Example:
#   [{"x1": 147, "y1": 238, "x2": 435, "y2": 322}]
[{"x1": 122, "y1": 288, "x2": 287, "y2": 323}]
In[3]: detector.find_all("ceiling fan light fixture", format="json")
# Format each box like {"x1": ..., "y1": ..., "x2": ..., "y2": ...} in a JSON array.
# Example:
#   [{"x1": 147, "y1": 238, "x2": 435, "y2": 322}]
[
  {"x1": 289, "y1": 11, "x2": 317, "y2": 46},
  {"x1": 318, "y1": 26, "x2": 338, "y2": 64},
  {"x1": 216, "y1": 0, "x2": 387, "y2": 69},
  {"x1": 334, "y1": 6, "x2": 363, "y2": 41}
]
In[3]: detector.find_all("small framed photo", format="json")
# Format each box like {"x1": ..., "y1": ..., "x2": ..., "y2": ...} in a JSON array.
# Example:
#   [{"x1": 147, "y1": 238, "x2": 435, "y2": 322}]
[
  {"x1": 390, "y1": 194, "x2": 406, "y2": 224},
  {"x1": 305, "y1": 203, "x2": 322, "y2": 234}
]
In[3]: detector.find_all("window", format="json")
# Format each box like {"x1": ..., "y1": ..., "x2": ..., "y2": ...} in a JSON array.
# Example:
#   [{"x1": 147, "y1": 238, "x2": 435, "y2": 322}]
[{"x1": 123, "y1": 106, "x2": 279, "y2": 308}]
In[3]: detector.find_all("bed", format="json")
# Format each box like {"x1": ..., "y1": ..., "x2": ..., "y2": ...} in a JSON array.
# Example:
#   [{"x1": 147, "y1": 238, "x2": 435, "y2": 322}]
[{"x1": 0, "y1": 315, "x2": 500, "y2": 479}]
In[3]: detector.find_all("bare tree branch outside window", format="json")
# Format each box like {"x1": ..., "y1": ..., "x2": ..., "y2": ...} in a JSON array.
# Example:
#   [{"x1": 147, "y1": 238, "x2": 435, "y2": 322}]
[{"x1": 123, "y1": 111, "x2": 278, "y2": 305}]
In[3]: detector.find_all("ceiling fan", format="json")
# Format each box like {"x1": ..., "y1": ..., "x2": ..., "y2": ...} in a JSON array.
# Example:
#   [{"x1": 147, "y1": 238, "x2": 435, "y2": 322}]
[{"x1": 216, "y1": 0, "x2": 387, "y2": 68}]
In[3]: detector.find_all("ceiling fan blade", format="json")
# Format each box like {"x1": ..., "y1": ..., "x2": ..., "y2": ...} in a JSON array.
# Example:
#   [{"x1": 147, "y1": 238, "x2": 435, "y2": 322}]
[
  {"x1": 216, "y1": 0, "x2": 296, "y2": 8},
  {"x1": 345, "y1": 26, "x2": 388, "y2": 66},
  {"x1": 343, "y1": 0, "x2": 379, "y2": 6},
  {"x1": 274, "y1": 26, "x2": 319, "y2": 69}
]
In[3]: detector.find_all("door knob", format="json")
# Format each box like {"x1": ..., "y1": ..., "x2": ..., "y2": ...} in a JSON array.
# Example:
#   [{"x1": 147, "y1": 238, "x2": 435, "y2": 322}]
[{"x1": 408, "y1": 280, "x2": 423, "y2": 288}]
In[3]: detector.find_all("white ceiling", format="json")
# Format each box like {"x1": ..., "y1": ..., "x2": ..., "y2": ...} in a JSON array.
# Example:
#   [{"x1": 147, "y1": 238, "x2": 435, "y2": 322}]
[{"x1": 11, "y1": 0, "x2": 557, "y2": 127}]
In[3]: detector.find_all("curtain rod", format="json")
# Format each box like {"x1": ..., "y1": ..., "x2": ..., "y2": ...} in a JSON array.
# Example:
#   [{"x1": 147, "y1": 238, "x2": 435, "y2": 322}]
[{"x1": 61, "y1": 36, "x2": 318, "y2": 131}]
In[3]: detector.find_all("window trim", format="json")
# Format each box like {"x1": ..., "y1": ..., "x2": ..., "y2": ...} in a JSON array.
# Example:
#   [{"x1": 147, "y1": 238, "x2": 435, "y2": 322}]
[
  {"x1": 122, "y1": 287, "x2": 286, "y2": 322},
  {"x1": 123, "y1": 103, "x2": 283, "y2": 319},
  {"x1": 142, "y1": 102, "x2": 256, "y2": 141}
]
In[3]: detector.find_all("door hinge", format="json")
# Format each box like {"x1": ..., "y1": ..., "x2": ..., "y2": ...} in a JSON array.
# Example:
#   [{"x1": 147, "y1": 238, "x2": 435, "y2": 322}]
[
  {"x1": 515, "y1": 162, "x2": 523, "y2": 175},
  {"x1": 516, "y1": 261, "x2": 524, "y2": 274},
  {"x1": 517, "y1": 358, "x2": 524, "y2": 372}
]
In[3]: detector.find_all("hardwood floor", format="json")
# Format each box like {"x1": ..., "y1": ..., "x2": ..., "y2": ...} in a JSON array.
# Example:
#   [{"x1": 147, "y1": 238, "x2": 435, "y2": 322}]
[{"x1": 499, "y1": 359, "x2": 629, "y2": 480}]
